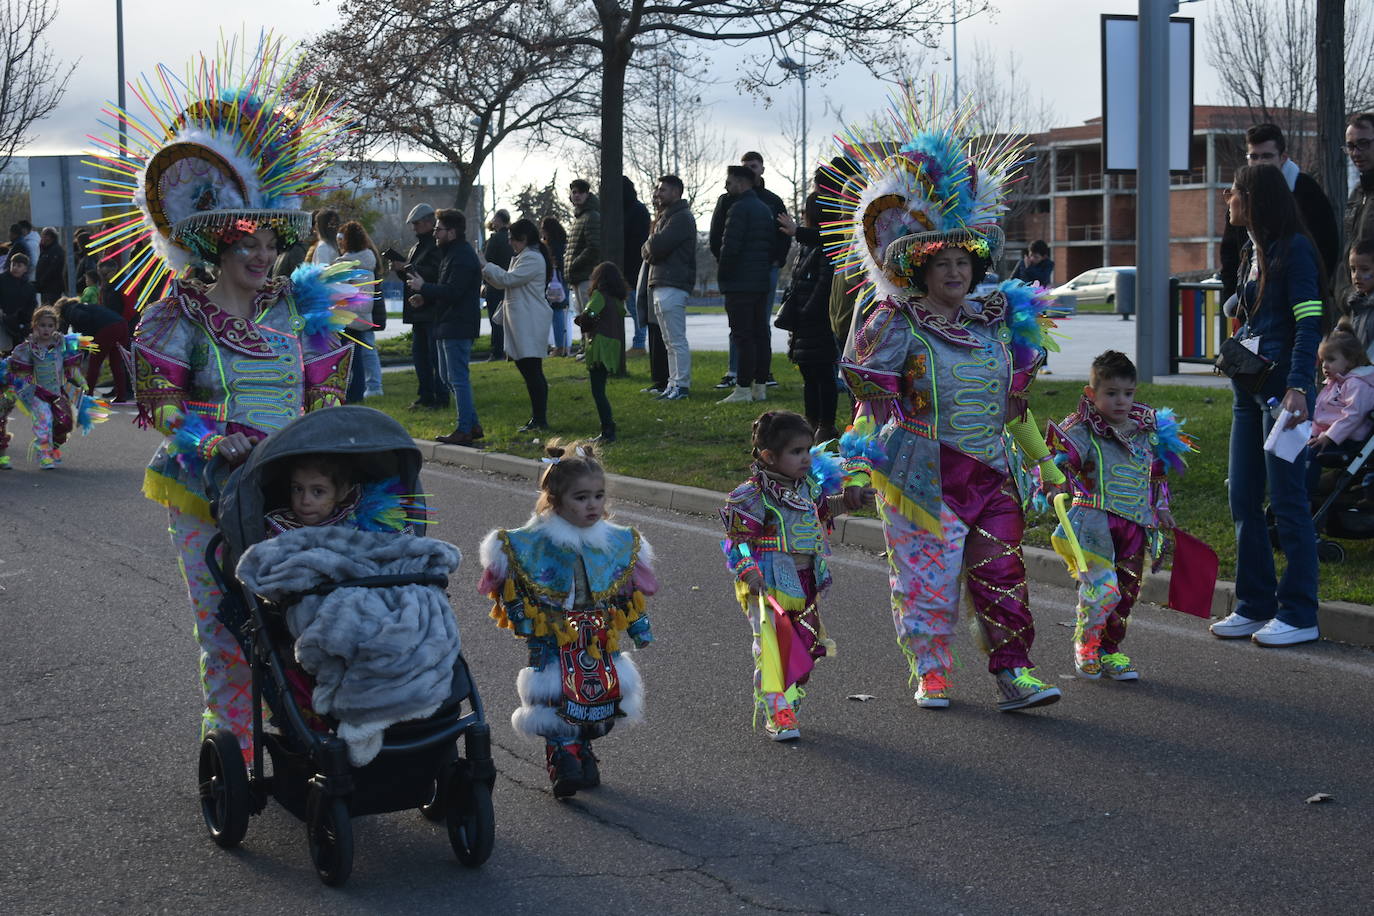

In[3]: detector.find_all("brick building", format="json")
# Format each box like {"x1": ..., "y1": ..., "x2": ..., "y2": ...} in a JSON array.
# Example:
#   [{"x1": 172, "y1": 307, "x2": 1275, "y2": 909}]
[{"x1": 1001, "y1": 105, "x2": 1312, "y2": 286}]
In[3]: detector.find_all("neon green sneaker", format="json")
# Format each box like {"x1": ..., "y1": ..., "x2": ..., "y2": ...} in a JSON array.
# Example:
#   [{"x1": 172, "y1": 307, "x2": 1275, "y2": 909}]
[
  {"x1": 1100, "y1": 652, "x2": 1140, "y2": 681},
  {"x1": 994, "y1": 667, "x2": 1062, "y2": 712},
  {"x1": 0, "y1": 455, "x2": 10, "y2": 470},
  {"x1": 1073, "y1": 637, "x2": 1103, "y2": 680}
]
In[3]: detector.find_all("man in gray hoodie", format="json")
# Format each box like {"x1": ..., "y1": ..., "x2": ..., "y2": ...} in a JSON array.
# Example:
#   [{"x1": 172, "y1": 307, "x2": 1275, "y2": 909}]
[{"x1": 641, "y1": 174, "x2": 697, "y2": 400}]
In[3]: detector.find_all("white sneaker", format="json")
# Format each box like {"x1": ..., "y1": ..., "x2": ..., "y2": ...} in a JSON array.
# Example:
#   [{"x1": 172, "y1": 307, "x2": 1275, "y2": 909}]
[
  {"x1": 1252, "y1": 619, "x2": 1320, "y2": 647},
  {"x1": 1209, "y1": 612, "x2": 1266, "y2": 639},
  {"x1": 717, "y1": 386, "x2": 754, "y2": 405}
]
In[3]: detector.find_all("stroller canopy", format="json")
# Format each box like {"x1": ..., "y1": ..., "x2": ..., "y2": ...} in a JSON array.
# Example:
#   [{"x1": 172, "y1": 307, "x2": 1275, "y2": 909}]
[{"x1": 217, "y1": 406, "x2": 425, "y2": 562}]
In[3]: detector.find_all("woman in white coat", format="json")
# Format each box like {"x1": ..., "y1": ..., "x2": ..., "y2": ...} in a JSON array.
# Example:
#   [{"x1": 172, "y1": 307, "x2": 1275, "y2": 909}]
[{"x1": 480, "y1": 218, "x2": 554, "y2": 432}]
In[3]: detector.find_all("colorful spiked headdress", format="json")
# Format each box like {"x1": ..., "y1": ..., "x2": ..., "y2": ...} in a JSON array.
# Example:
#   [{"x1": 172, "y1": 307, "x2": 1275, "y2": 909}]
[
  {"x1": 819, "y1": 85, "x2": 1030, "y2": 302},
  {"x1": 85, "y1": 32, "x2": 352, "y2": 307}
]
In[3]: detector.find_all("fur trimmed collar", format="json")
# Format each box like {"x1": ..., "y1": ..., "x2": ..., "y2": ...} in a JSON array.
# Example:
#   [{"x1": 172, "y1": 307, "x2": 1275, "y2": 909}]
[{"x1": 478, "y1": 513, "x2": 654, "y2": 581}]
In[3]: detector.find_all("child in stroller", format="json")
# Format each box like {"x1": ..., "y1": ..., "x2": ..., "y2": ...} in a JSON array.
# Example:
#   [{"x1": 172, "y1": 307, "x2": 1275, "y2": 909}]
[
  {"x1": 1305, "y1": 330, "x2": 1374, "y2": 562},
  {"x1": 198, "y1": 406, "x2": 494, "y2": 885}
]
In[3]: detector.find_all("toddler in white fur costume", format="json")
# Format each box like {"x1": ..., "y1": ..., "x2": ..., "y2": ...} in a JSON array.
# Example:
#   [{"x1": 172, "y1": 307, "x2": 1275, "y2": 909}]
[{"x1": 478, "y1": 440, "x2": 657, "y2": 799}]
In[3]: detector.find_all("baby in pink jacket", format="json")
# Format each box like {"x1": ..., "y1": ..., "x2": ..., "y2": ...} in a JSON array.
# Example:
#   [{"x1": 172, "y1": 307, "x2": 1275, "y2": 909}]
[{"x1": 1311, "y1": 330, "x2": 1374, "y2": 452}]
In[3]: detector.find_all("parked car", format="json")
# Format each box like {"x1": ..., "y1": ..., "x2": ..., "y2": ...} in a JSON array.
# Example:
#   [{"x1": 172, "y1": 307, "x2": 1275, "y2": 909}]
[{"x1": 1050, "y1": 266, "x2": 1134, "y2": 308}]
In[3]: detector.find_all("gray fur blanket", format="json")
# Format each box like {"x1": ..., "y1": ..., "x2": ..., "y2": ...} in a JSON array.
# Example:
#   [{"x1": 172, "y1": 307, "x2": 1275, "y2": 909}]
[{"x1": 236, "y1": 526, "x2": 462, "y2": 766}]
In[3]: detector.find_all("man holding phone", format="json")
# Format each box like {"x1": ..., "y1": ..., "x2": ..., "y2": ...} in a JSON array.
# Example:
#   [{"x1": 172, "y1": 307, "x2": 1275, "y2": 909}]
[{"x1": 391, "y1": 203, "x2": 448, "y2": 410}]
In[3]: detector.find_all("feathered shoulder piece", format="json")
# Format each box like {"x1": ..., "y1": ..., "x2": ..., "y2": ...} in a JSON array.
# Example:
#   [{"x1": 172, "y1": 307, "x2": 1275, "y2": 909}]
[
  {"x1": 1151, "y1": 407, "x2": 1196, "y2": 475},
  {"x1": 808, "y1": 444, "x2": 845, "y2": 497},
  {"x1": 351, "y1": 476, "x2": 432, "y2": 532},
  {"x1": 289, "y1": 260, "x2": 373, "y2": 344},
  {"x1": 997, "y1": 279, "x2": 1066, "y2": 366}
]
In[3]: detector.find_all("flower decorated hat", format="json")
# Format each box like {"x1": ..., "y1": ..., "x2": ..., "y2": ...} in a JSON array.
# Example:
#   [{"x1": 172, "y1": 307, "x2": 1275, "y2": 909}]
[
  {"x1": 85, "y1": 32, "x2": 352, "y2": 306},
  {"x1": 820, "y1": 84, "x2": 1030, "y2": 302}
]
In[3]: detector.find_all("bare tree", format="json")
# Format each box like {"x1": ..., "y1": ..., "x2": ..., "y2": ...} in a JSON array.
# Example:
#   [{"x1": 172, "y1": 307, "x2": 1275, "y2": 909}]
[
  {"x1": 1204, "y1": 0, "x2": 1374, "y2": 181},
  {"x1": 622, "y1": 46, "x2": 724, "y2": 217},
  {"x1": 428, "y1": 0, "x2": 981, "y2": 268},
  {"x1": 309, "y1": 0, "x2": 598, "y2": 210},
  {"x1": 0, "y1": 0, "x2": 76, "y2": 177}
]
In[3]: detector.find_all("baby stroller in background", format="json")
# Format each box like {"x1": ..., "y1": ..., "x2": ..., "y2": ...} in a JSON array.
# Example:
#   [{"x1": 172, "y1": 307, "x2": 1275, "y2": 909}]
[
  {"x1": 199, "y1": 406, "x2": 495, "y2": 885},
  {"x1": 1268, "y1": 409, "x2": 1374, "y2": 564}
]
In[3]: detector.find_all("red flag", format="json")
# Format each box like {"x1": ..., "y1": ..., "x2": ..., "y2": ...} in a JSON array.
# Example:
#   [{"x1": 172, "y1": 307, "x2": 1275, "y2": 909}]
[{"x1": 1167, "y1": 529, "x2": 1219, "y2": 618}]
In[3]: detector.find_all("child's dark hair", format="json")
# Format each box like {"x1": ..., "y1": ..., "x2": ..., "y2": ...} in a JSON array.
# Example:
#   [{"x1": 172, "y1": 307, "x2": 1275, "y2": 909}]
[
  {"x1": 289, "y1": 453, "x2": 355, "y2": 492},
  {"x1": 1089, "y1": 349, "x2": 1137, "y2": 387},
  {"x1": 1353, "y1": 238, "x2": 1374, "y2": 260},
  {"x1": 589, "y1": 260, "x2": 627, "y2": 300},
  {"x1": 536, "y1": 439, "x2": 606, "y2": 514},
  {"x1": 751, "y1": 410, "x2": 814, "y2": 462},
  {"x1": 82, "y1": 269, "x2": 100, "y2": 287},
  {"x1": 1319, "y1": 329, "x2": 1370, "y2": 369}
]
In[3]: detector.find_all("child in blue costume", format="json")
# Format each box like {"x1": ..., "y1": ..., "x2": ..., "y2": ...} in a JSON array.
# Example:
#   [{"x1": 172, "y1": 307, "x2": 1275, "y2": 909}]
[
  {"x1": 1046, "y1": 350, "x2": 1192, "y2": 681},
  {"x1": 479, "y1": 441, "x2": 656, "y2": 799},
  {"x1": 721, "y1": 410, "x2": 867, "y2": 741}
]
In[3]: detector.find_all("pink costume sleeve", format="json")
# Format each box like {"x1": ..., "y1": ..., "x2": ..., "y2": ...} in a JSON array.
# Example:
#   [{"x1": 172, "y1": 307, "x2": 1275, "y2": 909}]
[
  {"x1": 631, "y1": 558, "x2": 659, "y2": 596},
  {"x1": 303, "y1": 341, "x2": 352, "y2": 411},
  {"x1": 1151, "y1": 460, "x2": 1171, "y2": 513}
]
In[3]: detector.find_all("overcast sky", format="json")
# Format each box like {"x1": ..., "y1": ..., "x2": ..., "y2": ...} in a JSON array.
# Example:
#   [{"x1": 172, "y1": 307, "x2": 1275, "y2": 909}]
[{"x1": 22, "y1": 0, "x2": 1230, "y2": 209}]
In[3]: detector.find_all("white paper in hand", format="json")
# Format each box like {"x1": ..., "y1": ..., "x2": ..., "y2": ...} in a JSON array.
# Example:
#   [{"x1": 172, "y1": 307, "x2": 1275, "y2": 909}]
[{"x1": 1263, "y1": 410, "x2": 1312, "y2": 463}]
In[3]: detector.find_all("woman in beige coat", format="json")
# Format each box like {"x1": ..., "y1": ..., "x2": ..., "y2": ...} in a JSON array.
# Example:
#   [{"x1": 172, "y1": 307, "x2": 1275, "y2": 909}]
[{"x1": 480, "y1": 218, "x2": 554, "y2": 431}]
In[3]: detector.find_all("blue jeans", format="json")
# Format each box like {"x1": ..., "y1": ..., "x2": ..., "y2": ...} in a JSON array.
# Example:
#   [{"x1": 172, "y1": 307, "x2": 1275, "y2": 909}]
[
  {"x1": 1228, "y1": 382, "x2": 1318, "y2": 626},
  {"x1": 437, "y1": 337, "x2": 479, "y2": 433},
  {"x1": 551, "y1": 308, "x2": 569, "y2": 350},
  {"x1": 627, "y1": 289, "x2": 647, "y2": 350},
  {"x1": 356, "y1": 329, "x2": 383, "y2": 394}
]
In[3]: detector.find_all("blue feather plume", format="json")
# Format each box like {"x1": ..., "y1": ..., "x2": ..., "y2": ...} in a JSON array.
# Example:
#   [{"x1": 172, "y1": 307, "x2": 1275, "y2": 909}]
[{"x1": 808, "y1": 446, "x2": 845, "y2": 496}]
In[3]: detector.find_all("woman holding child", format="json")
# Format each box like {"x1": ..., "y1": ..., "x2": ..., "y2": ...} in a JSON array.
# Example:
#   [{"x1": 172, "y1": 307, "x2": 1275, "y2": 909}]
[{"x1": 97, "y1": 37, "x2": 362, "y2": 760}]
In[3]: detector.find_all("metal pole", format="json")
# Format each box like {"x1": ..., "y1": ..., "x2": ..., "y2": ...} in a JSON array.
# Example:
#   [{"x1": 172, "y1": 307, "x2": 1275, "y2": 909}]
[
  {"x1": 1136, "y1": 1, "x2": 1170, "y2": 382},
  {"x1": 116, "y1": 0, "x2": 126, "y2": 155},
  {"x1": 951, "y1": 0, "x2": 959, "y2": 102},
  {"x1": 800, "y1": 51, "x2": 808, "y2": 190}
]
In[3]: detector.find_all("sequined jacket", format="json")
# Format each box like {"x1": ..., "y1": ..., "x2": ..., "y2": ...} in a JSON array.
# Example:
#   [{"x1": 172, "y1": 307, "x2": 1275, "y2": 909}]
[
  {"x1": 133, "y1": 277, "x2": 351, "y2": 520},
  {"x1": 721, "y1": 465, "x2": 839, "y2": 607}
]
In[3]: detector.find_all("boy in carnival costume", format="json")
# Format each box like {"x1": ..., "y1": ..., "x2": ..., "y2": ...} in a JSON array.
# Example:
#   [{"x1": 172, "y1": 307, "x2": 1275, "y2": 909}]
[
  {"x1": 1047, "y1": 350, "x2": 1194, "y2": 681},
  {"x1": 829, "y1": 86, "x2": 1070, "y2": 712},
  {"x1": 85, "y1": 33, "x2": 367, "y2": 760}
]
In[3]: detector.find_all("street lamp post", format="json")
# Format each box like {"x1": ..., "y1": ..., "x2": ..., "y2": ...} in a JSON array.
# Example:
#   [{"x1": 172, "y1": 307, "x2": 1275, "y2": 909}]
[{"x1": 778, "y1": 53, "x2": 809, "y2": 197}]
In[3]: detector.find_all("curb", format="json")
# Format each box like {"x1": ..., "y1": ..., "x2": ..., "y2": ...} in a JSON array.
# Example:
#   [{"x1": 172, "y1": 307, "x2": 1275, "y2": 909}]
[{"x1": 421, "y1": 439, "x2": 1374, "y2": 649}]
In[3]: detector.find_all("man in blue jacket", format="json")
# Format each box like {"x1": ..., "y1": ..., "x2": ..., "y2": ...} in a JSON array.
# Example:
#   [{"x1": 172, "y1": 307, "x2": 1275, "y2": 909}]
[{"x1": 407, "y1": 209, "x2": 484, "y2": 446}]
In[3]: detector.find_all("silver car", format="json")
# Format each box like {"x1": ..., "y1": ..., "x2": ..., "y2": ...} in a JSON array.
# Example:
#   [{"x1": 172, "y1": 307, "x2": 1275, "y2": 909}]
[{"x1": 1051, "y1": 266, "x2": 1133, "y2": 308}]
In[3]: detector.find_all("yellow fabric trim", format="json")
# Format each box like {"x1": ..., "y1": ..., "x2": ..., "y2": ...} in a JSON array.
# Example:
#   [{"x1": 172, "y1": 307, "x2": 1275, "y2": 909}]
[
  {"x1": 142, "y1": 468, "x2": 212, "y2": 522},
  {"x1": 1050, "y1": 530, "x2": 1113, "y2": 575},
  {"x1": 872, "y1": 468, "x2": 943, "y2": 537}
]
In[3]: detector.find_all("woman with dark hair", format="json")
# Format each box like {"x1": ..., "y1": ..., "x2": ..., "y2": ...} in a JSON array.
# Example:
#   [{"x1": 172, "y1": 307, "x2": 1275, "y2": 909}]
[
  {"x1": 541, "y1": 216, "x2": 571, "y2": 356},
  {"x1": 1210, "y1": 164, "x2": 1324, "y2": 646},
  {"x1": 777, "y1": 192, "x2": 840, "y2": 440},
  {"x1": 335, "y1": 219, "x2": 386, "y2": 401},
  {"x1": 479, "y1": 217, "x2": 554, "y2": 431}
]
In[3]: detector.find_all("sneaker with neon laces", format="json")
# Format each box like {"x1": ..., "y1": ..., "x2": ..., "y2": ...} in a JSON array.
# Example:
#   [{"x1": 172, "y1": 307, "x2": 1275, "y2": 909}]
[
  {"x1": 39, "y1": 456, "x2": 56, "y2": 470},
  {"x1": 0, "y1": 455, "x2": 10, "y2": 470},
  {"x1": 766, "y1": 706, "x2": 801, "y2": 741},
  {"x1": 1073, "y1": 639, "x2": 1103, "y2": 680},
  {"x1": 1099, "y1": 652, "x2": 1140, "y2": 680},
  {"x1": 51, "y1": 448, "x2": 62, "y2": 465},
  {"x1": 915, "y1": 670, "x2": 951, "y2": 708},
  {"x1": 994, "y1": 667, "x2": 1062, "y2": 712}
]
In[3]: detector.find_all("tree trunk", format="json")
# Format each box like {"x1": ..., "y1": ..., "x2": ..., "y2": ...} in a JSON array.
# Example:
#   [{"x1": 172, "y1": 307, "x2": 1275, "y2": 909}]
[
  {"x1": 598, "y1": 21, "x2": 629, "y2": 272},
  {"x1": 1316, "y1": 0, "x2": 1347, "y2": 257}
]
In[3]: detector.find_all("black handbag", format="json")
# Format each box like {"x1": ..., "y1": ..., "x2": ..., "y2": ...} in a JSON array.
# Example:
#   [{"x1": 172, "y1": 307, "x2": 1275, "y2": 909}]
[{"x1": 1215, "y1": 336, "x2": 1274, "y2": 394}]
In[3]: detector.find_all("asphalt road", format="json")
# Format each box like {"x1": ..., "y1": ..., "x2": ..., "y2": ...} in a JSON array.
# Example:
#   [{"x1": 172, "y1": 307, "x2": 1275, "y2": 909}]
[{"x1": 2, "y1": 409, "x2": 1371, "y2": 915}]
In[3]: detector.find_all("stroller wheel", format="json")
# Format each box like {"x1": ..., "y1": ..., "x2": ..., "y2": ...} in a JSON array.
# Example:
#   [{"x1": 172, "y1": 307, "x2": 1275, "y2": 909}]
[
  {"x1": 420, "y1": 745, "x2": 458, "y2": 823},
  {"x1": 305, "y1": 787, "x2": 354, "y2": 886},
  {"x1": 446, "y1": 776, "x2": 495, "y2": 867},
  {"x1": 1317, "y1": 540, "x2": 1346, "y2": 564},
  {"x1": 198, "y1": 729, "x2": 250, "y2": 849}
]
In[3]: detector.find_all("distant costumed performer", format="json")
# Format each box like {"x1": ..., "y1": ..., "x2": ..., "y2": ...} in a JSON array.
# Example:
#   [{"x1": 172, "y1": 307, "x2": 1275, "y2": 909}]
[
  {"x1": 86, "y1": 33, "x2": 368, "y2": 758},
  {"x1": 830, "y1": 86, "x2": 1071, "y2": 712}
]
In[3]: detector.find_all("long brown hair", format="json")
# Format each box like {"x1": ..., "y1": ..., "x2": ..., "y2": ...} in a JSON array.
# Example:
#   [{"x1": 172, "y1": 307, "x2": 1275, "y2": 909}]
[{"x1": 1233, "y1": 164, "x2": 1330, "y2": 322}]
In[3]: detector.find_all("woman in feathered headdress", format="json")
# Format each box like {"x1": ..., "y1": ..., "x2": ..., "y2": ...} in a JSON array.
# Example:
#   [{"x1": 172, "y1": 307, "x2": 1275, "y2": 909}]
[
  {"x1": 86, "y1": 33, "x2": 366, "y2": 761},
  {"x1": 830, "y1": 85, "x2": 1070, "y2": 713}
]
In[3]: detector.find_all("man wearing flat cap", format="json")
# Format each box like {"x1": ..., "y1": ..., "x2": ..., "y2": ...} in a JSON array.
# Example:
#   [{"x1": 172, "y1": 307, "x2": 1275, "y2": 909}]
[{"x1": 391, "y1": 202, "x2": 449, "y2": 409}]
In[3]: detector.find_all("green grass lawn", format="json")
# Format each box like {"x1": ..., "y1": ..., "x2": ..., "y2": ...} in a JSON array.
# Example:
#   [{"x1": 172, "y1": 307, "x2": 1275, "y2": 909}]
[{"x1": 366, "y1": 351, "x2": 1373, "y2": 605}]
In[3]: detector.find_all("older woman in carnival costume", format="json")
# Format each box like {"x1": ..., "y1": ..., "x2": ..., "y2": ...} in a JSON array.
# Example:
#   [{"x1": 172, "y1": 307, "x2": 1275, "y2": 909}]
[
  {"x1": 830, "y1": 89, "x2": 1069, "y2": 711},
  {"x1": 87, "y1": 35, "x2": 366, "y2": 759}
]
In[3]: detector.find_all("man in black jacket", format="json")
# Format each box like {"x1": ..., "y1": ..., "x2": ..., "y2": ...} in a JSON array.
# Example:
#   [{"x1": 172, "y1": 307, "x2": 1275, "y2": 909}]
[
  {"x1": 60, "y1": 297, "x2": 132, "y2": 401},
  {"x1": 391, "y1": 203, "x2": 448, "y2": 409},
  {"x1": 407, "y1": 209, "x2": 484, "y2": 446},
  {"x1": 482, "y1": 209, "x2": 513, "y2": 361},
  {"x1": 715, "y1": 166, "x2": 776, "y2": 404},
  {"x1": 623, "y1": 176, "x2": 652, "y2": 355},
  {"x1": 710, "y1": 152, "x2": 790, "y2": 388},
  {"x1": 0, "y1": 252, "x2": 37, "y2": 347},
  {"x1": 1220, "y1": 123, "x2": 1339, "y2": 302},
  {"x1": 1337, "y1": 112, "x2": 1374, "y2": 306}
]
